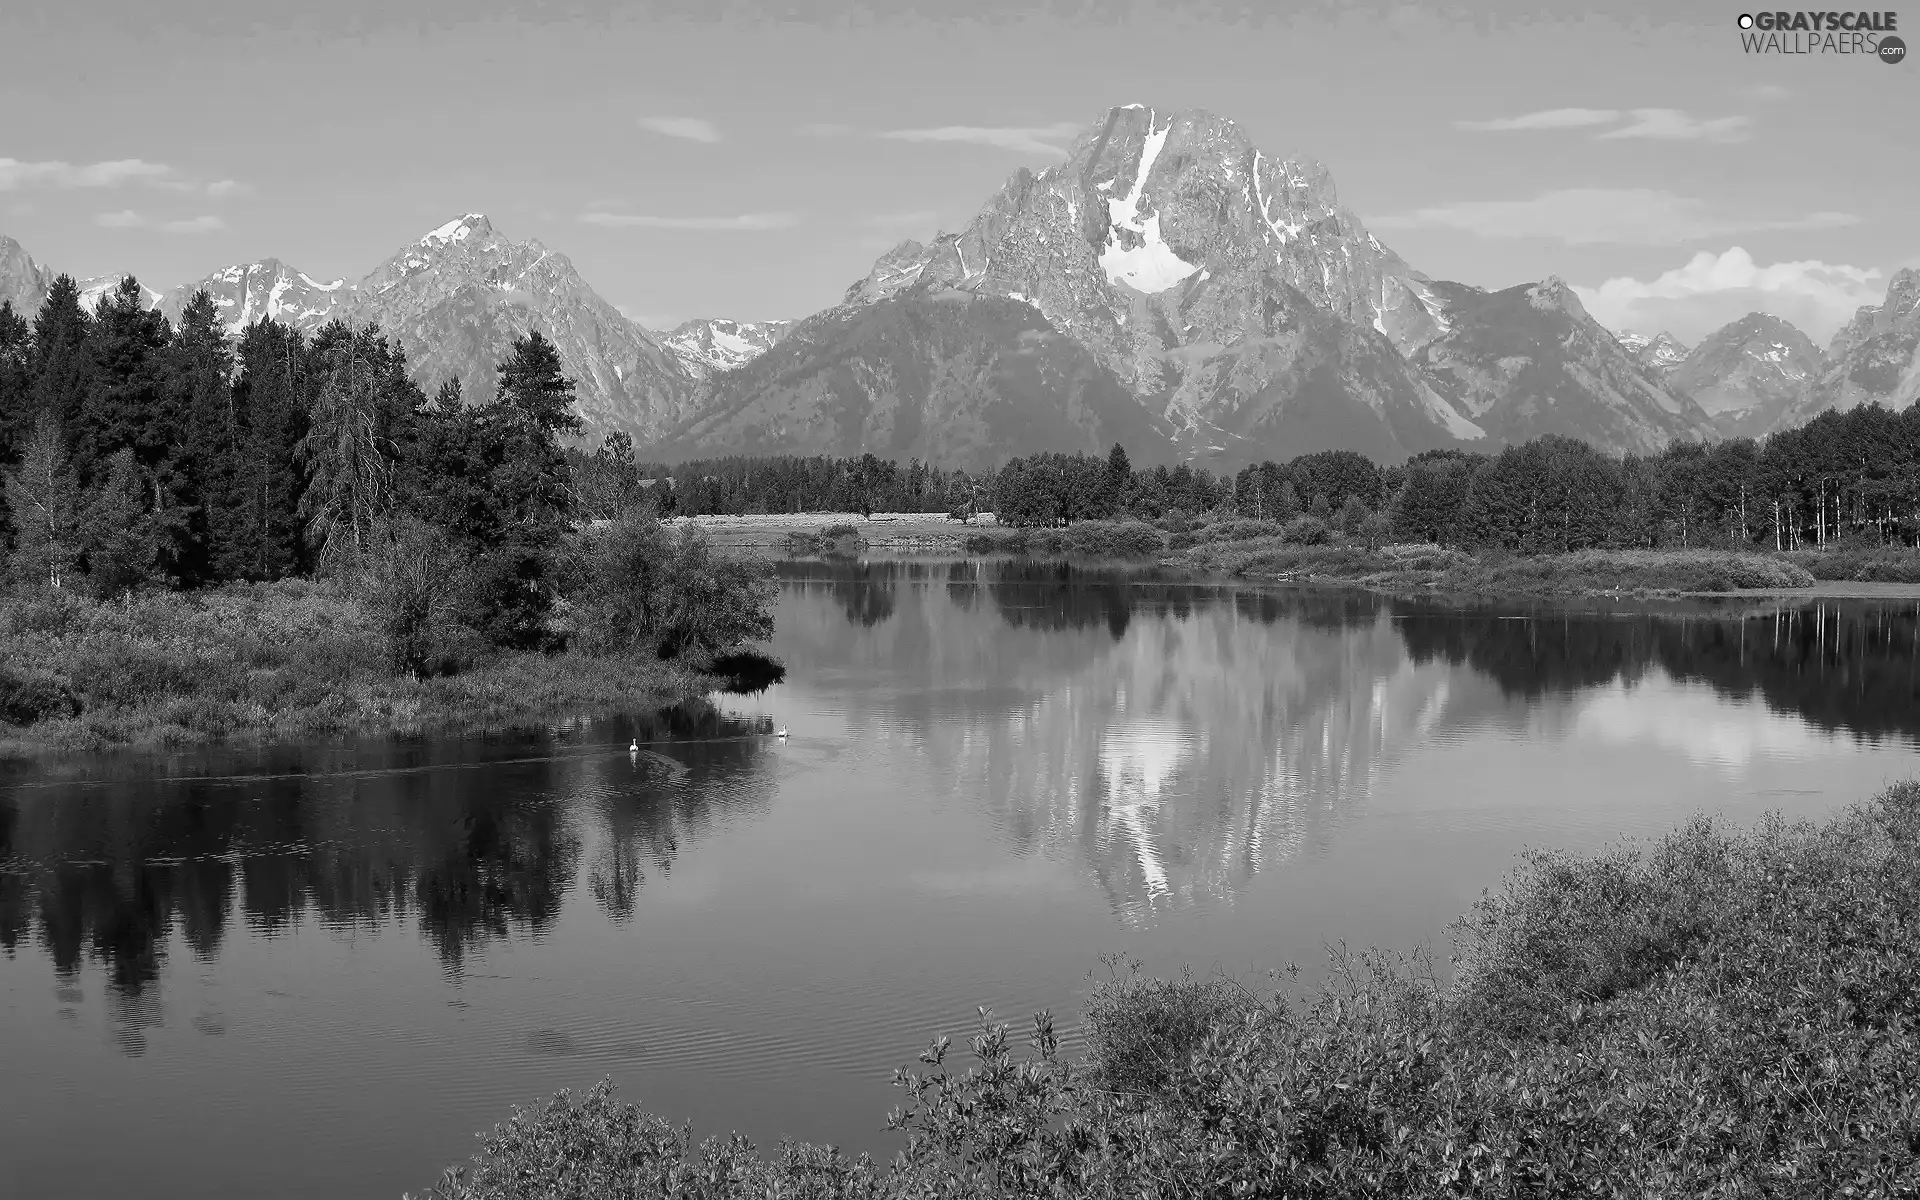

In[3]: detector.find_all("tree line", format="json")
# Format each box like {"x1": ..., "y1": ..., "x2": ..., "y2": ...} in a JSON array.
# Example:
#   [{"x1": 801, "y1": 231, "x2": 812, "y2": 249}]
[{"x1": 0, "y1": 275, "x2": 771, "y2": 670}]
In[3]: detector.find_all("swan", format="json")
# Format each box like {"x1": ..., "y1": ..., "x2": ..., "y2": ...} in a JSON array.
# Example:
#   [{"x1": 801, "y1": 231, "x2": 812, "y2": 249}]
[
  {"x1": 629, "y1": 739, "x2": 639, "y2": 752},
  {"x1": 775, "y1": 727, "x2": 789, "y2": 739}
]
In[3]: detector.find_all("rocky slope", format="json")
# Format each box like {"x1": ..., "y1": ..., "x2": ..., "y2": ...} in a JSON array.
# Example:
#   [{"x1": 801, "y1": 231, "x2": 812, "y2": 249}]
[
  {"x1": 1774, "y1": 268, "x2": 1920, "y2": 429},
  {"x1": 648, "y1": 290, "x2": 1177, "y2": 468},
  {"x1": 158, "y1": 258, "x2": 349, "y2": 333},
  {"x1": 332, "y1": 214, "x2": 694, "y2": 442},
  {"x1": 660, "y1": 317, "x2": 792, "y2": 379},
  {"x1": 1616, "y1": 330, "x2": 1690, "y2": 376},
  {"x1": 1663, "y1": 313, "x2": 1822, "y2": 439},
  {"x1": 0, "y1": 236, "x2": 54, "y2": 317},
  {"x1": 1406, "y1": 279, "x2": 1712, "y2": 454}
]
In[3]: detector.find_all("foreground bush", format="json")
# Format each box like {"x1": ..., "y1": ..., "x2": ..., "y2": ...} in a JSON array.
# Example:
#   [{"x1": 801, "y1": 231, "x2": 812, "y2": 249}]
[{"x1": 417, "y1": 784, "x2": 1920, "y2": 1199}]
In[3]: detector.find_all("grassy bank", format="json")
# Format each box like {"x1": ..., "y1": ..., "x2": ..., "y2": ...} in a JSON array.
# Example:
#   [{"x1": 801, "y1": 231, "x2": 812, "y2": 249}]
[
  {"x1": 0, "y1": 580, "x2": 701, "y2": 758},
  {"x1": 416, "y1": 782, "x2": 1920, "y2": 1198}
]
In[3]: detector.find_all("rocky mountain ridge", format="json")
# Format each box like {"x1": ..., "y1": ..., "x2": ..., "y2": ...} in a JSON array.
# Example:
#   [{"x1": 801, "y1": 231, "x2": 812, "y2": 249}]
[
  {"x1": 1662, "y1": 313, "x2": 1824, "y2": 439},
  {"x1": 1772, "y1": 268, "x2": 1920, "y2": 430}
]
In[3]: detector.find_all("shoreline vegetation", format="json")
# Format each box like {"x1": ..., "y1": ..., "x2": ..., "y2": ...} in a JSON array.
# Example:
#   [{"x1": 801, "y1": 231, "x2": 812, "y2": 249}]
[
  {"x1": 414, "y1": 782, "x2": 1920, "y2": 1198},
  {"x1": 723, "y1": 509, "x2": 1920, "y2": 598}
]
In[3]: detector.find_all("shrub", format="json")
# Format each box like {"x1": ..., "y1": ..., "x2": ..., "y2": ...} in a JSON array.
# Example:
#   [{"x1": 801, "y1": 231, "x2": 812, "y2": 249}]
[
  {"x1": 0, "y1": 665, "x2": 80, "y2": 725},
  {"x1": 576, "y1": 512, "x2": 776, "y2": 663},
  {"x1": 1278, "y1": 515, "x2": 1331, "y2": 545},
  {"x1": 820, "y1": 522, "x2": 861, "y2": 539},
  {"x1": 360, "y1": 517, "x2": 472, "y2": 678}
]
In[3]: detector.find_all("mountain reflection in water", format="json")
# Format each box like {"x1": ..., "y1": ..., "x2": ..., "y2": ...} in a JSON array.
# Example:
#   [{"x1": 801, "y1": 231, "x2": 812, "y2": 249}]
[{"x1": 5, "y1": 559, "x2": 1919, "y2": 1200}]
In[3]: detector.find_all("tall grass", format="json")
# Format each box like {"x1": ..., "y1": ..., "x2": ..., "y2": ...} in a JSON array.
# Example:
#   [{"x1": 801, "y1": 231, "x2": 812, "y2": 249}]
[
  {"x1": 0, "y1": 580, "x2": 695, "y2": 756},
  {"x1": 416, "y1": 783, "x2": 1920, "y2": 1199},
  {"x1": 963, "y1": 520, "x2": 1165, "y2": 560}
]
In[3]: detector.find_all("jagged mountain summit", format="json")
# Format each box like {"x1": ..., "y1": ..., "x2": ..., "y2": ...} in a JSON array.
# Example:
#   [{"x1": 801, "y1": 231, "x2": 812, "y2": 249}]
[
  {"x1": 1664, "y1": 313, "x2": 1822, "y2": 439},
  {"x1": 158, "y1": 258, "x2": 349, "y2": 333},
  {"x1": 683, "y1": 104, "x2": 1486, "y2": 467},
  {"x1": 660, "y1": 317, "x2": 792, "y2": 379},
  {"x1": 1774, "y1": 268, "x2": 1920, "y2": 430},
  {"x1": 0, "y1": 236, "x2": 53, "y2": 317},
  {"x1": 1616, "y1": 330, "x2": 1690, "y2": 376},
  {"x1": 1408, "y1": 280, "x2": 1711, "y2": 455},
  {"x1": 326, "y1": 214, "x2": 694, "y2": 441}
]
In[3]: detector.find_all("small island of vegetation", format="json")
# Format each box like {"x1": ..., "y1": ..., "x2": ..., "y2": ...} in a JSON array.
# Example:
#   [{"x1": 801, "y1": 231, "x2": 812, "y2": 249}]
[{"x1": 0, "y1": 281, "x2": 776, "y2": 757}]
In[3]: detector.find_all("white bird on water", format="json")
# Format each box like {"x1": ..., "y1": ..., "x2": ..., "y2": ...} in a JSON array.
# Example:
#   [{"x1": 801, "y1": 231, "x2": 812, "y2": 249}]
[
  {"x1": 629, "y1": 739, "x2": 639, "y2": 752},
  {"x1": 776, "y1": 727, "x2": 789, "y2": 740}
]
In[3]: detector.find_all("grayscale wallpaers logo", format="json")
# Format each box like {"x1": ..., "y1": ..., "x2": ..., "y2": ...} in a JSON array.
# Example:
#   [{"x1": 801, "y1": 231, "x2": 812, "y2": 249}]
[{"x1": 1736, "y1": 10, "x2": 1904, "y2": 59}]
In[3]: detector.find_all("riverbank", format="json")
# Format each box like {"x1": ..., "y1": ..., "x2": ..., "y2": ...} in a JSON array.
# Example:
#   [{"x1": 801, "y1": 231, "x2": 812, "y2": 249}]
[
  {"x1": 416, "y1": 781, "x2": 1920, "y2": 1198},
  {"x1": 0, "y1": 580, "x2": 708, "y2": 760},
  {"x1": 669, "y1": 511, "x2": 994, "y2": 554}
]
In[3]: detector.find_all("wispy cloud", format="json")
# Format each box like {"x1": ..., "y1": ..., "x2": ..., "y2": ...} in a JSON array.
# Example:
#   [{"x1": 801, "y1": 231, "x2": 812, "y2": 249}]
[
  {"x1": 879, "y1": 122, "x2": 1082, "y2": 156},
  {"x1": 1454, "y1": 107, "x2": 1751, "y2": 142},
  {"x1": 1598, "y1": 108, "x2": 1751, "y2": 143},
  {"x1": 0, "y1": 157, "x2": 176, "y2": 190},
  {"x1": 93, "y1": 210, "x2": 226, "y2": 234},
  {"x1": 1369, "y1": 188, "x2": 1857, "y2": 246},
  {"x1": 204, "y1": 179, "x2": 254, "y2": 199},
  {"x1": 1454, "y1": 108, "x2": 1621, "y2": 131},
  {"x1": 1575, "y1": 247, "x2": 1886, "y2": 344},
  {"x1": 638, "y1": 116, "x2": 721, "y2": 143},
  {"x1": 580, "y1": 211, "x2": 799, "y2": 231}
]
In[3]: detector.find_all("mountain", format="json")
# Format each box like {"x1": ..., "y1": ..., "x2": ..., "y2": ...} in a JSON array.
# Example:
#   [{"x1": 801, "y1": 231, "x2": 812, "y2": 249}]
[
  {"x1": 1616, "y1": 330, "x2": 1690, "y2": 376},
  {"x1": 158, "y1": 258, "x2": 349, "y2": 333},
  {"x1": 660, "y1": 317, "x2": 792, "y2": 379},
  {"x1": 1774, "y1": 269, "x2": 1920, "y2": 429},
  {"x1": 332, "y1": 214, "x2": 693, "y2": 441},
  {"x1": 1663, "y1": 313, "x2": 1822, "y2": 439},
  {"x1": 0, "y1": 236, "x2": 54, "y2": 317},
  {"x1": 647, "y1": 290, "x2": 1176, "y2": 468},
  {"x1": 683, "y1": 105, "x2": 1485, "y2": 467},
  {"x1": 77, "y1": 275, "x2": 164, "y2": 312},
  {"x1": 1406, "y1": 279, "x2": 1713, "y2": 455}
]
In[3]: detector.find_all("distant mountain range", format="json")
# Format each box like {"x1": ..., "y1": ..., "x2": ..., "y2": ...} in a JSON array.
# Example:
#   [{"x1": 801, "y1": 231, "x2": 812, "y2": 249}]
[{"x1": 2, "y1": 103, "x2": 1916, "y2": 466}]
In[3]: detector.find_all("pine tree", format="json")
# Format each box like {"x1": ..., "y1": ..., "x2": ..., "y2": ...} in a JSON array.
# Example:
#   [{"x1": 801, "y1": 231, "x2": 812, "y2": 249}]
[
  {"x1": 494, "y1": 329, "x2": 581, "y2": 438},
  {"x1": 3, "y1": 411, "x2": 83, "y2": 589},
  {"x1": 171, "y1": 290, "x2": 241, "y2": 583},
  {"x1": 79, "y1": 276, "x2": 175, "y2": 488},
  {"x1": 0, "y1": 300, "x2": 32, "y2": 459},
  {"x1": 82, "y1": 447, "x2": 167, "y2": 596},
  {"x1": 29, "y1": 275, "x2": 92, "y2": 437}
]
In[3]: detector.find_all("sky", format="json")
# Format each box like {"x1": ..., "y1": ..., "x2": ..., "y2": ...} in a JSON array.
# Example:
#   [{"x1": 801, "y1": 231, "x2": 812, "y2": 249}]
[{"x1": 1, "y1": 0, "x2": 1913, "y2": 344}]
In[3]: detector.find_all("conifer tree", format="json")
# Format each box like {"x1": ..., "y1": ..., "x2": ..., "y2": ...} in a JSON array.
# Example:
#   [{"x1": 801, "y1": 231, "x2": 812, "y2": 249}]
[
  {"x1": 79, "y1": 276, "x2": 174, "y2": 488},
  {"x1": 29, "y1": 275, "x2": 92, "y2": 437},
  {"x1": 171, "y1": 290, "x2": 240, "y2": 583},
  {"x1": 82, "y1": 447, "x2": 167, "y2": 596},
  {"x1": 233, "y1": 319, "x2": 312, "y2": 580}
]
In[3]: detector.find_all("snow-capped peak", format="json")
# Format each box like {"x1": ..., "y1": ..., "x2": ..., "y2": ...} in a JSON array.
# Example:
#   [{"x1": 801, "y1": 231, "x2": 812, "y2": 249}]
[{"x1": 420, "y1": 214, "x2": 490, "y2": 247}]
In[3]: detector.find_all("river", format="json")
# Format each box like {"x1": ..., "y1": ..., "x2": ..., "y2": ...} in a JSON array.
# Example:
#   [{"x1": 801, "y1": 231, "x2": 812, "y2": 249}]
[{"x1": 4, "y1": 558, "x2": 1919, "y2": 1199}]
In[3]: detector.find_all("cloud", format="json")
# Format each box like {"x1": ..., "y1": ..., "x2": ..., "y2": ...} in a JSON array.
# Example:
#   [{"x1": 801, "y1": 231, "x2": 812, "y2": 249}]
[
  {"x1": 579, "y1": 211, "x2": 799, "y2": 230},
  {"x1": 879, "y1": 122, "x2": 1082, "y2": 156},
  {"x1": 204, "y1": 179, "x2": 253, "y2": 199},
  {"x1": 1453, "y1": 107, "x2": 1751, "y2": 142},
  {"x1": 1597, "y1": 108, "x2": 1751, "y2": 143},
  {"x1": 797, "y1": 122, "x2": 855, "y2": 137},
  {"x1": 0, "y1": 157, "x2": 176, "y2": 190},
  {"x1": 637, "y1": 116, "x2": 721, "y2": 143},
  {"x1": 1573, "y1": 246, "x2": 1886, "y2": 344},
  {"x1": 93, "y1": 210, "x2": 226, "y2": 234},
  {"x1": 1369, "y1": 188, "x2": 1858, "y2": 246},
  {"x1": 1454, "y1": 108, "x2": 1621, "y2": 131}
]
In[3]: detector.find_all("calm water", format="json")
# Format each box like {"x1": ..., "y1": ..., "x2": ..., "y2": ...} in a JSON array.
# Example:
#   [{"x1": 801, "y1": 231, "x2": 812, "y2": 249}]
[{"x1": 5, "y1": 560, "x2": 1920, "y2": 1199}]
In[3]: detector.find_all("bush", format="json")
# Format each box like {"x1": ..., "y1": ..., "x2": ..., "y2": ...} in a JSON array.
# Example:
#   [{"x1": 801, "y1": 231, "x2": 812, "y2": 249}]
[
  {"x1": 1441, "y1": 550, "x2": 1814, "y2": 595},
  {"x1": 1278, "y1": 515, "x2": 1331, "y2": 545},
  {"x1": 820, "y1": 522, "x2": 861, "y2": 539},
  {"x1": 420, "y1": 783, "x2": 1920, "y2": 1199},
  {"x1": 360, "y1": 517, "x2": 472, "y2": 678},
  {"x1": 0, "y1": 665, "x2": 80, "y2": 725},
  {"x1": 1784, "y1": 547, "x2": 1920, "y2": 583},
  {"x1": 576, "y1": 512, "x2": 776, "y2": 663}
]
